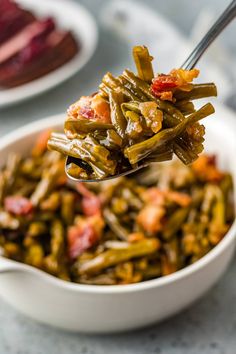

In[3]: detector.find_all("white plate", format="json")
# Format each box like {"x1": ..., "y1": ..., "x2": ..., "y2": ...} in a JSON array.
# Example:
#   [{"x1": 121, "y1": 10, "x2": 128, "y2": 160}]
[{"x1": 0, "y1": 0, "x2": 98, "y2": 108}]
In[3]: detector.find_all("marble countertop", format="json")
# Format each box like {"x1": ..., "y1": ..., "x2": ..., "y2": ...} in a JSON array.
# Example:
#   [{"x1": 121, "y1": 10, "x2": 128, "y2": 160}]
[{"x1": 0, "y1": 1, "x2": 235, "y2": 353}]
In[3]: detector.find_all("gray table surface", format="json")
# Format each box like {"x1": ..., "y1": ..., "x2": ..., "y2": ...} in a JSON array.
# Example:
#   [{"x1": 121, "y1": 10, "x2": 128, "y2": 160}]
[{"x1": 0, "y1": 1, "x2": 235, "y2": 353}]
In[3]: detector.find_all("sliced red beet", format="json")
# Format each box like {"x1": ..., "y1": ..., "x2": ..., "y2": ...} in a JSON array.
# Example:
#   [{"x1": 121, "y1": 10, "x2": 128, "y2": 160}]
[
  {"x1": 0, "y1": 0, "x2": 35, "y2": 45},
  {"x1": 4, "y1": 196, "x2": 33, "y2": 216}
]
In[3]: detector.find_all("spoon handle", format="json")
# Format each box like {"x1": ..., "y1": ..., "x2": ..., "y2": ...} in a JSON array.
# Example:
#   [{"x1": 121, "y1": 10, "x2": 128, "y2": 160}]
[{"x1": 182, "y1": 0, "x2": 236, "y2": 70}]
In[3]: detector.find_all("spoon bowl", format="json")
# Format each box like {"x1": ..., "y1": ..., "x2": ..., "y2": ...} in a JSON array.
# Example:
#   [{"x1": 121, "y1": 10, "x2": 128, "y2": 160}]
[{"x1": 65, "y1": 155, "x2": 148, "y2": 182}]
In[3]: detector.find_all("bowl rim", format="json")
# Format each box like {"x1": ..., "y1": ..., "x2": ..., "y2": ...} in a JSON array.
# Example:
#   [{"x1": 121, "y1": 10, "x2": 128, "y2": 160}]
[{"x1": 0, "y1": 108, "x2": 236, "y2": 294}]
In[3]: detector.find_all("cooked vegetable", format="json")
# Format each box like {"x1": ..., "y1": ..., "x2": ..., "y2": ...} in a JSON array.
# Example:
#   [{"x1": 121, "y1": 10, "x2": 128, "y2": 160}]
[
  {"x1": 48, "y1": 45, "x2": 217, "y2": 180},
  {"x1": 0, "y1": 137, "x2": 233, "y2": 285}
]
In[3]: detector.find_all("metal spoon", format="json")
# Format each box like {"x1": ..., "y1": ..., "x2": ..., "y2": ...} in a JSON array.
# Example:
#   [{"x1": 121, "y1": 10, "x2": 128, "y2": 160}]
[{"x1": 66, "y1": 0, "x2": 236, "y2": 182}]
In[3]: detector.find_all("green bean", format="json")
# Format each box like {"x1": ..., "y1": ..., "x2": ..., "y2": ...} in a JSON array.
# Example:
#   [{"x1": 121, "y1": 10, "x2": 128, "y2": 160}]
[
  {"x1": 48, "y1": 134, "x2": 117, "y2": 178},
  {"x1": 125, "y1": 111, "x2": 144, "y2": 139},
  {"x1": 30, "y1": 163, "x2": 63, "y2": 206},
  {"x1": 0, "y1": 153, "x2": 21, "y2": 205},
  {"x1": 123, "y1": 69, "x2": 154, "y2": 100},
  {"x1": 40, "y1": 192, "x2": 61, "y2": 211},
  {"x1": 97, "y1": 129, "x2": 123, "y2": 149},
  {"x1": 108, "y1": 89, "x2": 127, "y2": 139},
  {"x1": 175, "y1": 100, "x2": 195, "y2": 115},
  {"x1": 78, "y1": 238, "x2": 160, "y2": 274},
  {"x1": 61, "y1": 191, "x2": 75, "y2": 225},
  {"x1": 25, "y1": 243, "x2": 44, "y2": 268},
  {"x1": 27, "y1": 221, "x2": 47, "y2": 237},
  {"x1": 140, "y1": 263, "x2": 161, "y2": 280},
  {"x1": 121, "y1": 101, "x2": 141, "y2": 115},
  {"x1": 132, "y1": 45, "x2": 154, "y2": 83},
  {"x1": 163, "y1": 208, "x2": 189, "y2": 239},
  {"x1": 66, "y1": 162, "x2": 88, "y2": 179},
  {"x1": 163, "y1": 238, "x2": 180, "y2": 271},
  {"x1": 121, "y1": 187, "x2": 143, "y2": 210},
  {"x1": 173, "y1": 140, "x2": 198, "y2": 164},
  {"x1": 64, "y1": 118, "x2": 113, "y2": 138},
  {"x1": 124, "y1": 103, "x2": 215, "y2": 164},
  {"x1": 50, "y1": 219, "x2": 65, "y2": 258},
  {"x1": 111, "y1": 198, "x2": 129, "y2": 215},
  {"x1": 145, "y1": 147, "x2": 173, "y2": 163},
  {"x1": 102, "y1": 73, "x2": 137, "y2": 101},
  {"x1": 174, "y1": 83, "x2": 217, "y2": 101},
  {"x1": 103, "y1": 207, "x2": 130, "y2": 240},
  {"x1": 118, "y1": 76, "x2": 148, "y2": 101}
]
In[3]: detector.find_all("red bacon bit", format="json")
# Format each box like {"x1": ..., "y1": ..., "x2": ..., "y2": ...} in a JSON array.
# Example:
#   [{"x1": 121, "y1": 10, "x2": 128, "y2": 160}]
[
  {"x1": 142, "y1": 187, "x2": 165, "y2": 205},
  {"x1": 67, "y1": 215, "x2": 104, "y2": 259},
  {"x1": 76, "y1": 183, "x2": 102, "y2": 216},
  {"x1": 151, "y1": 74, "x2": 178, "y2": 100},
  {"x1": 166, "y1": 191, "x2": 191, "y2": 207},
  {"x1": 81, "y1": 195, "x2": 101, "y2": 216},
  {"x1": 79, "y1": 106, "x2": 95, "y2": 119},
  {"x1": 137, "y1": 204, "x2": 165, "y2": 234},
  {"x1": 4, "y1": 196, "x2": 33, "y2": 216},
  {"x1": 68, "y1": 224, "x2": 98, "y2": 259}
]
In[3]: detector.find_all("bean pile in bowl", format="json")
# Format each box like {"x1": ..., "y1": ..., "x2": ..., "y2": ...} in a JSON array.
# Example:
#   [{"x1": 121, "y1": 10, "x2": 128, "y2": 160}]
[{"x1": 0, "y1": 131, "x2": 234, "y2": 285}]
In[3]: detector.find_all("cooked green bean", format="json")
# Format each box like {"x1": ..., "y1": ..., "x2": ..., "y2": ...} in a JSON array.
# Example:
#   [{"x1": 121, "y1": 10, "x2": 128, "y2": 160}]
[
  {"x1": 124, "y1": 104, "x2": 214, "y2": 164},
  {"x1": 78, "y1": 239, "x2": 160, "y2": 275},
  {"x1": 103, "y1": 207, "x2": 130, "y2": 240},
  {"x1": 108, "y1": 90, "x2": 127, "y2": 139},
  {"x1": 174, "y1": 83, "x2": 217, "y2": 101},
  {"x1": 64, "y1": 118, "x2": 113, "y2": 137},
  {"x1": 132, "y1": 45, "x2": 154, "y2": 83}
]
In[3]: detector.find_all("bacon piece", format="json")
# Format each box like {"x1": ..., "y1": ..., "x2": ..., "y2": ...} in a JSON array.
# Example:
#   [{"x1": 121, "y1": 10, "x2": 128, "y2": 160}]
[
  {"x1": 152, "y1": 74, "x2": 178, "y2": 92},
  {"x1": 91, "y1": 94, "x2": 111, "y2": 123},
  {"x1": 165, "y1": 191, "x2": 191, "y2": 207},
  {"x1": 67, "y1": 96, "x2": 92, "y2": 119},
  {"x1": 151, "y1": 75, "x2": 178, "y2": 101},
  {"x1": 141, "y1": 187, "x2": 191, "y2": 207},
  {"x1": 67, "y1": 94, "x2": 111, "y2": 123},
  {"x1": 151, "y1": 69, "x2": 199, "y2": 101},
  {"x1": 4, "y1": 196, "x2": 33, "y2": 216},
  {"x1": 137, "y1": 205, "x2": 165, "y2": 234},
  {"x1": 67, "y1": 215, "x2": 104, "y2": 259},
  {"x1": 76, "y1": 183, "x2": 101, "y2": 216},
  {"x1": 192, "y1": 155, "x2": 224, "y2": 182},
  {"x1": 81, "y1": 195, "x2": 101, "y2": 216},
  {"x1": 141, "y1": 187, "x2": 165, "y2": 205}
]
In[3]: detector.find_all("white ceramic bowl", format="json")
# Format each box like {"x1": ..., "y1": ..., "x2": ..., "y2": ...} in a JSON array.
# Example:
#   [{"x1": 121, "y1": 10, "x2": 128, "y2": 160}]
[
  {"x1": 0, "y1": 0, "x2": 98, "y2": 108},
  {"x1": 0, "y1": 104, "x2": 235, "y2": 333}
]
